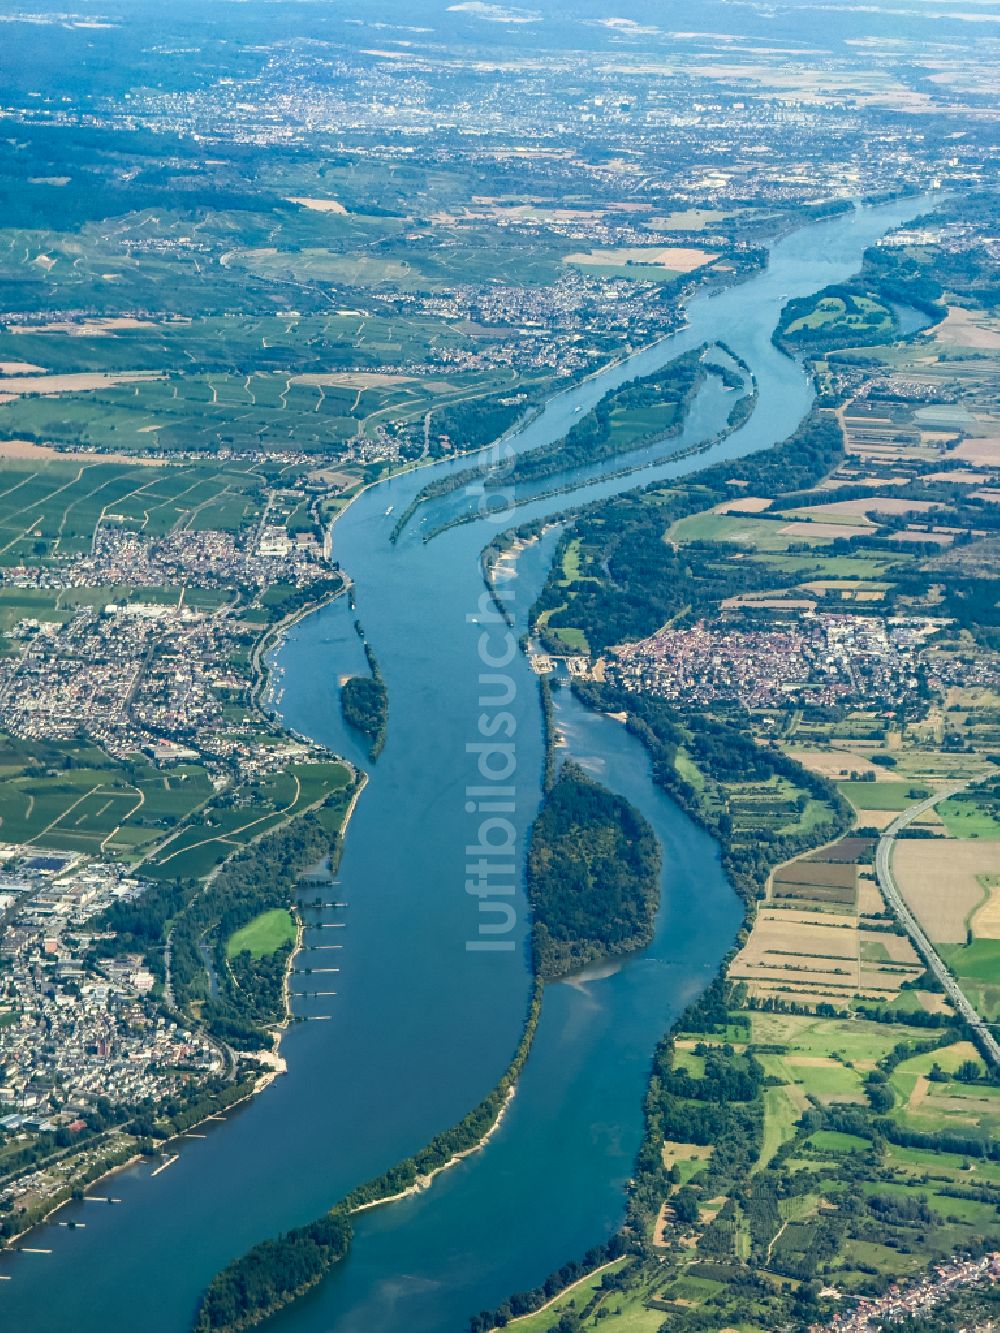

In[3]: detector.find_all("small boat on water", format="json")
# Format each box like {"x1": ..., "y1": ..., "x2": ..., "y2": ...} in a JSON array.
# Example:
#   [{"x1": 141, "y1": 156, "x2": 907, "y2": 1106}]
[{"x1": 385, "y1": 504, "x2": 394, "y2": 516}]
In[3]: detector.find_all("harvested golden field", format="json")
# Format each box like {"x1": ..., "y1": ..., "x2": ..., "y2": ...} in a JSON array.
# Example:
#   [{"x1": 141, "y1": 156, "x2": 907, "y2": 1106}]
[
  {"x1": 722, "y1": 595, "x2": 816, "y2": 610},
  {"x1": 936, "y1": 306, "x2": 1000, "y2": 351},
  {"x1": 731, "y1": 908, "x2": 861, "y2": 996},
  {"x1": 858, "y1": 878, "x2": 886, "y2": 915},
  {"x1": 285, "y1": 196, "x2": 348, "y2": 213},
  {"x1": 817, "y1": 475, "x2": 907, "y2": 490},
  {"x1": 563, "y1": 245, "x2": 717, "y2": 272},
  {"x1": 785, "y1": 748, "x2": 884, "y2": 781},
  {"x1": 738, "y1": 970, "x2": 855, "y2": 994},
  {"x1": 778, "y1": 520, "x2": 874, "y2": 539},
  {"x1": 859, "y1": 968, "x2": 912, "y2": 993},
  {"x1": 924, "y1": 468, "x2": 992, "y2": 485},
  {"x1": 971, "y1": 875, "x2": 1000, "y2": 940},
  {"x1": 860, "y1": 930, "x2": 920, "y2": 964},
  {"x1": 849, "y1": 808, "x2": 898, "y2": 830},
  {"x1": 661, "y1": 1141, "x2": 712, "y2": 1170},
  {"x1": 953, "y1": 437, "x2": 1000, "y2": 467},
  {"x1": 734, "y1": 826, "x2": 922, "y2": 1005},
  {"x1": 0, "y1": 370, "x2": 160, "y2": 397},
  {"x1": 0, "y1": 440, "x2": 167, "y2": 465},
  {"x1": 713, "y1": 495, "x2": 772, "y2": 514},
  {"x1": 801, "y1": 580, "x2": 888, "y2": 595},
  {"x1": 792, "y1": 497, "x2": 937, "y2": 519},
  {"x1": 0, "y1": 438, "x2": 63, "y2": 459},
  {"x1": 891, "y1": 528, "x2": 955, "y2": 546},
  {"x1": 737, "y1": 910, "x2": 857, "y2": 959},
  {"x1": 894, "y1": 839, "x2": 1000, "y2": 943},
  {"x1": 10, "y1": 317, "x2": 161, "y2": 336}
]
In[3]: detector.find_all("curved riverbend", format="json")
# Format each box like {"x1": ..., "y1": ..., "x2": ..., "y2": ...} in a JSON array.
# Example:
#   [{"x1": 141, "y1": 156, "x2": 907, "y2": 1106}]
[{"x1": 0, "y1": 196, "x2": 933, "y2": 1333}]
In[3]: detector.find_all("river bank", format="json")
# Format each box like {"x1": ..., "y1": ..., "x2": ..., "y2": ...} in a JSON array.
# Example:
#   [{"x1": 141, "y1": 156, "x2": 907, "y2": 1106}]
[
  {"x1": 251, "y1": 582, "x2": 346, "y2": 717},
  {"x1": 195, "y1": 980, "x2": 545, "y2": 1331},
  {"x1": 349, "y1": 1083, "x2": 518, "y2": 1217},
  {"x1": 271, "y1": 766, "x2": 370, "y2": 1072},
  {"x1": 0, "y1": 195, "x2": 935, "y2": 1333}
]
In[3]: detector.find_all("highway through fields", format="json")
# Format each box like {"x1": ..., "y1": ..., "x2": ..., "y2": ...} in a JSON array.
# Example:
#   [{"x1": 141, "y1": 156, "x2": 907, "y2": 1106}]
[{"x1": 875, "y1": 782, "x2": 1000, "y2": 1067}]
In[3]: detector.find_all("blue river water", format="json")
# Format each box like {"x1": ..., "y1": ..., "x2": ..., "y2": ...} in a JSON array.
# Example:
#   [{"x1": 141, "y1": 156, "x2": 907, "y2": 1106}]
[{"x1": 0, "y1": 194, "x2": 935, "y2": 1332}]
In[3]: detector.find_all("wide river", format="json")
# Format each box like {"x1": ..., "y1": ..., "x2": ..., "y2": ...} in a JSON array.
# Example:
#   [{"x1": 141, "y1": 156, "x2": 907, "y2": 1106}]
[{"x1": 0, "y1": 195, "x2": 932, "y2": 1331}]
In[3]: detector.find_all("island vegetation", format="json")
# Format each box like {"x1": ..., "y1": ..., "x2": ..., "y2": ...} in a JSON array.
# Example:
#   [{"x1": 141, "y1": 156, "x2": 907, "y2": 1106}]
[
  {"x1": 340, "y1": 676, "x2": 388, "y2": 756},
  {"x1": 474, "y1": 204, "x2": 1000, "y2": 1330},
  {"x1": 194, "y1": 981, "x2": 544, "y2": 1332},
  {"x1": 528, "y1": 762, "x2": 660, "y2": 980},
  {"x1": 194, "y1": 1213, "x2": 352, "y2": 1333},
  {"x1": 194, "y1": 612, "x2": 668, "y2": 1328},
  {"x1": 390, "y1": 347, "x2": 712, "y2": 543},
  {"x1": 341, "y1": 622, "x2": 388, "y2": 758}
]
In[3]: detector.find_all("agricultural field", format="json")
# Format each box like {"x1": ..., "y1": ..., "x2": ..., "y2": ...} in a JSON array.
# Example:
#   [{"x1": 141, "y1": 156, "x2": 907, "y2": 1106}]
[
  {"x1": 0, "y1": 364, "x2": 531, "y2": 458},
  {"x1": 142, "y1": 760, "x2": 350, "y2": 882},
  {"x1": 894, "y1": 838, "x2": 1000, "y2": 944},
  {"x1": 940, "y1": 939, "x2": 1000, "y2": 1021},
  {"x1": 574, "y1": 1003, "x2": 1000, "y2": 1333},
  {"x1": 0, "y1": 159, "x2": 680, "y2": 485},
  {"x1": 888, "y1": 1041, "x2": 1000, "y2": 1138},
  {"x1": 667, "y1": 510, "x2": 840, "y2": 551},
  {"x1": 731, "y1": 836, "x2": 925, "y2": 1008},
  {"x1": 672, "y1": 301, "x2": 1000, "y2": 638},
  {"x1": 0, "y1": 733, "x2": 214, "y2": 856},
  {"x1": 230, "y1": 219, "x2": 571, "y2": 290},
  {"x1": 672, "y1": 755, "x2": 842, "y2": 852},
  {"x1": 938, "y1": 787, "x2": 1000, "y2": 840},
  {"x1": 837, "y1": 779, "x2": 932, "y2": 812},
  {"x1": 513, "y1": 199, "x2": 1000, "y2": 1333},
  {"x1": 0, "y1": 455, "x2": 269, "y2": 564},
  {"x1": 643, "y1": 209, "x2": 731, "y2": 232},
  {"x1": 563, "y1": 245, "x2": 718, "y2": 282},
  {"x1": 0, "y1": 311, "x2": 470, "y2": 378}
]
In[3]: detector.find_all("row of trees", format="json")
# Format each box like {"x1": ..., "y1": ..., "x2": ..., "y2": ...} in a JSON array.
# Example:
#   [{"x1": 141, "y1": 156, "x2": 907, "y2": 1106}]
[
  {"x1": 487, "y1": 347, "x2": 705, "y2": 490},
  {"x1": 391, "y1": 347, "x2": 709, "y2": 542},
  {"x1": 341, "y1": 621, "x2": 389, "y2": 758},
  {"x1": 195, "y1": 983, "x2": 544, "y2": 1332}
]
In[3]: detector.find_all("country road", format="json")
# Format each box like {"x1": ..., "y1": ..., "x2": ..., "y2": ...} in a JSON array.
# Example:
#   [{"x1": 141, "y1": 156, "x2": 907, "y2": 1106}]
[{"x1": 875, "y1": 781, "x2": 1000, "y2": 1068}]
